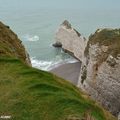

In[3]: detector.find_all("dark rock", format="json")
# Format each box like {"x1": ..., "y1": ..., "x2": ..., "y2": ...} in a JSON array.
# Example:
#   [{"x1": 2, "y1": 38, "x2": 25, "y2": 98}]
[
  {"x1": 6, "y1": 25, "x2": 10, "y2": 29},
  {"x1": 53, "y1": 42, "x2": 62, "y2": 47},
  {"x1": 73, "y1": 28, "x2": 81, "y2": 37},
  {"x1": 62, "y1": 20, "x2": 72, "y2": 29},
  {"x1": 107, "y1": 56, "x2": 117, "y2": 67}
]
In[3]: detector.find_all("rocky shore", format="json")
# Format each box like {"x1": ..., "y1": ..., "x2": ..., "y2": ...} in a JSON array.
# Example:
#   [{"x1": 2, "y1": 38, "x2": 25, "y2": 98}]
[{"x1": 50, "y1": 62, "x2": 81, "y2": 85}]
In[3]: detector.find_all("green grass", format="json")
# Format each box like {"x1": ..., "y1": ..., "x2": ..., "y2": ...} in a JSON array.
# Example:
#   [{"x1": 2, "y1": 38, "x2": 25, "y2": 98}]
[
  {"x1": 0, "y1": 57, "x2": 116, "y2": 120},
  {"x1": 85, "y1": 29, "x2": 120, "y2": 58}
]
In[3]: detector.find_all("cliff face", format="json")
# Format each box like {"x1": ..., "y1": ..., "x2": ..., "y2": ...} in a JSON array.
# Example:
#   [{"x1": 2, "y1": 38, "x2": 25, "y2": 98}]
[
  {"x1": 0, "y1": 21, "x2": 31, "y2": 65},
  {"x1": 55, "y1": 20, "x2": 87, "y2": 62},
  {"x1": 55, "y1": 22, "x2": 120, "y2": 116},
  {"x1": 78, "y1": 29, "x2": 120, "y2": 116}
]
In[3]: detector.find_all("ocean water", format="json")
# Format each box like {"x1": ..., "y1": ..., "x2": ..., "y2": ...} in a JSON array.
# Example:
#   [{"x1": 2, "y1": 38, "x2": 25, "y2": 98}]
[{"x1": 0, "y1": 0, "x2": 120, "y2": 70}]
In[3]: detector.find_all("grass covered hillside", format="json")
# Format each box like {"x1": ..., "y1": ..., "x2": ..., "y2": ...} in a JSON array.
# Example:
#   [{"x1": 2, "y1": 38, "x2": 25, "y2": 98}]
[
  {"x1": 0, "y1": 22, "x2": 31, "y2": 65},
  {"x1": 0, "y1": 21, "x2": 116, "y2": 120},
  {"x1": 0, "y1": 57, "x2": 116, "y2": 120}
]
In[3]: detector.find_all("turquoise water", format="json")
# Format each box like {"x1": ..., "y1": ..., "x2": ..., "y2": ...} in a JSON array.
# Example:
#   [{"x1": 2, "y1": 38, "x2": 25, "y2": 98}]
[{"x1": 0, "y1": 0, "x2": 120, "y2": 70}]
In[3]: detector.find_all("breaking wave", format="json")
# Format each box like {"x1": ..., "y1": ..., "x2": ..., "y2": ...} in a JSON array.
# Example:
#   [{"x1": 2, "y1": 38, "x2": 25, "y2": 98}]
[{"x1": 31, "y1": 57, "x2": 78, "y2": 71}]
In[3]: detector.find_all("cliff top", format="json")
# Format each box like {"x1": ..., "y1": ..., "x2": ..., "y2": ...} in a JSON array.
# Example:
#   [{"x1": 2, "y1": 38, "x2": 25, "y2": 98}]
[
  {"x1": 85, "y1": 29, "x2": 120, "y2": 58},
  {"x1": 61, "y1": 20, "x2": 72, "y2": 29},
  {"x1": 61, "y1": 20, "x2": 81, "y2": 37},
  {"x1": 0, "y1": 21, "x2": 31, "y2": 65}
]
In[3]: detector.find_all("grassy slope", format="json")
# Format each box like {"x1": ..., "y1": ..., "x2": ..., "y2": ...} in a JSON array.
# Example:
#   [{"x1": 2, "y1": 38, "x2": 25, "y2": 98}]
[
  {"x1": 0, "y1": 21, "x2": 30, "y2": 65},
  {"x1": 0, "y1": 57, "x2": 116, "y2": 120}
]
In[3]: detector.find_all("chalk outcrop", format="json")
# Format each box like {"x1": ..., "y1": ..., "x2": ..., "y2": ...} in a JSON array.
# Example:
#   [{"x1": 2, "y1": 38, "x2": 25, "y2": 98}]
[
  {"x1": 54, "y1": 20, "x2": 87, "y2": 62},
  {"x1": 0, "y1": 21, "x2": 31, "y2": 65},
  {"x1": 78, "y1": 29, "x2": 120, "y2": 116},
  {"x1": 54, "y1": 21, "x2": 120, "y2": 116}
]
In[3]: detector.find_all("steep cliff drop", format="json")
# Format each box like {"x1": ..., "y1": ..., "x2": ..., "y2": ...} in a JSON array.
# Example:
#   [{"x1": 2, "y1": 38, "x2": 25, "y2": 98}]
[
  {"x1": 0, "y1": 21, "x2": 31, "y2": 66},
  {"x1": 54, "y1": 21, "x2": 120, "y2": 117},
  {"x1": 78, "y1": 29, "x2": 120, "y2": 116}
]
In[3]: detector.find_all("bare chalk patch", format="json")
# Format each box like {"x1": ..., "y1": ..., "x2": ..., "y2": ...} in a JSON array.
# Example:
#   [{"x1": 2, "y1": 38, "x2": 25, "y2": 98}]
[{"x1": 0, "y1": 115, "x2": 11, "y2": 119}]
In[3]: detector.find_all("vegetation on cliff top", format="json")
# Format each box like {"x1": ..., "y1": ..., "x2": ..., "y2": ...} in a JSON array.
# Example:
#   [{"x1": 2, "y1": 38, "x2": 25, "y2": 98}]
[
  {"x1": 85, "y1": 29, "x2": 120, "y2": 58},
  {"x1": 0, "y1": 21, "x2": 116, "y2": 120},
  {"x1": 0, "y1": 21, "x2": 31, "y2": 65}
]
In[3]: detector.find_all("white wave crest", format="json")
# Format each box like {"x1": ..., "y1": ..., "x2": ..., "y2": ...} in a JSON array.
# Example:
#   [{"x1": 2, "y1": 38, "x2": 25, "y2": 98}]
[
  {"x1": 31, "y1": 57, "x2": 53, "y2": 71},
  {"x1": 23, "y1": 34, "x2": 39, "y2": 42},
  {"x1": 31, "y1": 57, "x2": 78, "y2": 71}
]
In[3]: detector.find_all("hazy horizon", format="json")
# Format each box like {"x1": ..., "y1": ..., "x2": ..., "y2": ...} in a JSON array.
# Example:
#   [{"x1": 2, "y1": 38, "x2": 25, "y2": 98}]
[
  {"x1": 0, "y1": 0, "x2": 120, "y2": 33},
  {"x1": 0, "y1": 0, "x2": 120, "y2": 70},
  {"x1": 0, "y1": 0, "x2": 120, "y2": 10}
]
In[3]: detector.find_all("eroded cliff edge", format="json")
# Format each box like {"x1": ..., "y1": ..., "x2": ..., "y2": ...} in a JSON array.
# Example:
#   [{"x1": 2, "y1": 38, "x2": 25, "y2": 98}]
[
  {"x1": 54, "y1": 21, "x2": 120, "y2": 116},
  {"x1": 0, "y1": 21, "x2": 31, "y2": 65}
]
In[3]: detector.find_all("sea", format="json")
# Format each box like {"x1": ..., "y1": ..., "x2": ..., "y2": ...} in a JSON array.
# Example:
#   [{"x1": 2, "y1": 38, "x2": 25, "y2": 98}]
[{"x1": 0, "y1": 0, "x2": 120, "y2": 70}]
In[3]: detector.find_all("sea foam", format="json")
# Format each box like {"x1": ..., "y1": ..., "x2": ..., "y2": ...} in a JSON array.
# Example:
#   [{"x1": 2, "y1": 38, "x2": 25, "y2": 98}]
[
  {"x1": 31, "y1": 57, "x2": 78, "y2": 71},
  {"x1": 23, "y1": 34, "x2": 39, "y2": 42}
]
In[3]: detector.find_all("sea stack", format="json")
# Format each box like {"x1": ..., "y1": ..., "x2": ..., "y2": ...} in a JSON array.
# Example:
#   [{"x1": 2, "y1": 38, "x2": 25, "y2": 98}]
[
  {"x1": 54, "y1": 21, "x2": 120, "y2": 116},
  {"x1": 54, "y1": 20, "x2": 87, "y2": 62}
]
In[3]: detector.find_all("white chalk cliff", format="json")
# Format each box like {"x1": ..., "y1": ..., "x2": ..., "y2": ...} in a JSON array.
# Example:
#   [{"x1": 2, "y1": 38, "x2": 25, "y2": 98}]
[
  {"x1": 54, "y1": 20, "x2": 87, "y2": 63},
  {"x1": 54, "y1": 21, "x2": 120, "y2": 117}
]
